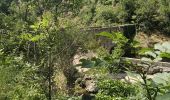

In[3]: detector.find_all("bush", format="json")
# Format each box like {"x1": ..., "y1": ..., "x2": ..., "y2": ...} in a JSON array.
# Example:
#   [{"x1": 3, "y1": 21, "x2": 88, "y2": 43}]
[
  {"x1": 96, "y1": 79, "x2": 141, "y2": 99},
  {"x1": 0, "y1": 52, "x2": 47, "y2": 100}
]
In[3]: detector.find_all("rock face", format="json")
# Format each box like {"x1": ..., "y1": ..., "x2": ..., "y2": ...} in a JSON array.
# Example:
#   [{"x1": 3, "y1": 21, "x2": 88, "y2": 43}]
[
  {"x1": 83, "y1": 76, "x2": 98, "y2": 93},
  {"x1": 76, "y1": 75, "x2": 98, "y2": 93},
  {"x1": 73, "y1": 51, "x2": 97, "y2": 66},
  {"x1": 75, "y1": 75, "x2": 98, "y2": 100},
  {"x1": 122, "y1": 57, "x2": 170, "y2": 72}
]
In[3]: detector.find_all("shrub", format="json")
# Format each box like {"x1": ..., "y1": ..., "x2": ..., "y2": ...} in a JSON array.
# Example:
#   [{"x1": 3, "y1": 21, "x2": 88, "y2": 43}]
[
  {"x1": 0, "y1": 52, "x2": 47, "y2": 100},
  {"x1": 96, "y1": 79, "x2": 140, "y2": 99}
]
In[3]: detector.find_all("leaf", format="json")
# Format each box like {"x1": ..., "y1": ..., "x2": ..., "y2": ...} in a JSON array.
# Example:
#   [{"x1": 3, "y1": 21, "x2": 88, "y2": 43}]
[
  {"x1": 131, "y1": 40, "x2": 140, "y2": 48},
  {"x1": 30, "y1": 25, "x2": 36, "y2": 29},
  {"x1": 160, "y1": 52, "x2": 170, "y2": 59},
  {"x1": 156, "y1": 92, "x2": 170, "y2": 100},
  {"x1": 30, "y1": 23, "x2": 39, "y2": 31},
  {"x1": 152, "y1": 72, "x2": 170, "y2": 86},
  {"x1": 155, "y1": 51, "x2": 161, "y2": 55},
  {"x1": 162, "y1": 42, "x2": 170, "y2": 53},
  {"x1": 79, "y1": 59, "x2": 95, "y2": 68},
  {"x1": 20, "y1": 33, "x2": 33, "y2": 40},
  {"x1": 153, "y1": 56, "x2": 162, "y2": 62},
  {"x1": 30, "y1": 34, "x2": 45, "y2": 42},
  {"x1": 144, "y1": 51, "x2": 157, "y2": 58},
  {"x1": 91, "y1": 57, "x2": 105, "y2": 66},
  {"x1": 138, "y1": 48, "x2": 153, "y2": 55},
  {"x1": 97, "y1": 32, "x2": 114, "y2": 40},
  {"x1": 154, "y1": 43, "x2": 165, "y2": 52}
]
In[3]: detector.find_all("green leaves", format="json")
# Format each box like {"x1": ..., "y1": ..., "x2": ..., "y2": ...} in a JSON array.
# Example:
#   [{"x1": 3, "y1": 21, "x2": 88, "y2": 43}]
[
  {"x1": 160, "y1": 52, "x2": 170, "y2": 59},
  {"x1": 156, "y1": 92, "x2": 170, "y2": 100},
  {"x1": 20, "y1": 33, "x2": 32, "y2": 40},
  {"x1": 154, "y1": 43, "x2": 165, "y2": 52},
  {"x1": 20, "y1": 33, "x2": 46, "y2": 42},
  {"x1": 30, "y1": 34, "x2": 46, "y2": 42},
  {"x1": 97, "y1": 32, "x2": 128, "y2": 46},
  {"x1": 96, "y1": 79, "x2": 139, "y2": 99},
  {"x1": 78, "y1": 57, "x2": 106, "y2": 68},
  {"x1": 152, "y1": 73, "x2": 170, "y2": 86},
  {"x1": 151, "y1": 73, "x2": 170, "y2": 100},
  {"x1": 79, "y1": 58, "x2": 96, "y2": 68},
  {"x1": 96, "y1": 32, "x2": 129, "y2": 73},
  {"x1": 97, "y1": 32, "x2": 114, "y2": 40},
  {"x1": 0, "y1": 54, "x2": 45, "y2": 99},
  {"x1": 145, "y1": 51, "x2": 157, "y2": 58},
  {"x1": 139, "y1": 42, "x2": 170, "y2": 62},
  {"x1": 154, "y1": 42, "x2": 170, "y2": 53}
]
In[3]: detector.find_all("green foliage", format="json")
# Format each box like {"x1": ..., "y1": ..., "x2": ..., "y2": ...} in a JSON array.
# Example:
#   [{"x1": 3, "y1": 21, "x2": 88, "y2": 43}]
[
  {"x1": 93, "y1": 5, "x2": 117, "y2": 26},
  {"x1": 0, "y1": 0, "x2": 88, "y2": 99},
  {"x1": 1, "y1": 0, "x2": 170, "y2": 99},
  {"x1": 56, "y1": 95, "x2": 81, "y2": 100},
  {"x1": 160, "y1": 53, "x2": 170, "y2": 59},
  {"x1": 0, "y1": 52, "x2": 46, "y2": 100},
  {"x1": 156, "y1": 93, "x2": 170, "y2": 100},
  {"x1": 78, "y1": 0, "x2": 170, "y2": 34},
  {"x1": 97, "y1": 32, "x2": 128, "y2": 56},
  {"x1": 78, "y1": 32, "x2": 128, "y2": 73},
  {"x1": 79, "y1": 58, "x2": 96, "y2": 68},
  {"x1": 126, "y1": 42, "x2": 170, "y2": 99},
  {"x1": 127, "y1": 67, "x2": 170, "y2": 100},
  {"x1": 135, "y1": 0, "x2": 159, "y2": 30},
  {"x1": 97, "y1": 32, "x2": 128, "y2": 72},
  {"x1": 96, "y1": 79, "x2": 140, "y2": 100},
  {"x1": 139, "y1": 42, "x2": 170, "y2": 62}
]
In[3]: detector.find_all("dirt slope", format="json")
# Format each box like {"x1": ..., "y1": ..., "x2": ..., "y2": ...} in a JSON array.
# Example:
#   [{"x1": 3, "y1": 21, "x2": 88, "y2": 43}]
[{"x1": 135, "y1": 32, "x2": 170, "y2": 48}]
